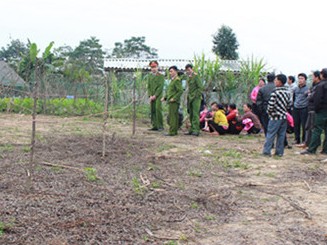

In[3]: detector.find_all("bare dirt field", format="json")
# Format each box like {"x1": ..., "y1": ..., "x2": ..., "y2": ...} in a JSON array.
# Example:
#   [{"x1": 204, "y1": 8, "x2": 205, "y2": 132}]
[{"x1": 0, "y1": 113, "x2": 327, "y2": 245}]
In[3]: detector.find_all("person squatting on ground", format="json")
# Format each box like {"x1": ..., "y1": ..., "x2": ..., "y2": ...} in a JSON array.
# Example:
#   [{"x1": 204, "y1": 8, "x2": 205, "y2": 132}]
[
  {"x1": 256, "y1": 73, "x2": 276, "y2": 136},
  {"x1": 301, "y1": 68, "x2": 327, "y2": 155},
  {"x1": 146, "y1": 61, "x2": 165, "y2": 131},
  {"x1": 237, "y1": 103, "x2": 262, "y2": 135},
  {"x1": 263, "y1": 74, "x2": 291, "y2": 157},
  {"x1": 226, "y1": 103, "x2": 243, "y2": 134},
  {"x1": 161, "y1": 66, "x2": 183, "y2": 136},
  {"x1": 203, "y1": 102, "x2": 229, "y2": 136},
  {"x1": 184, "y1": 64, "x2": 203, "y2": 136},
  {"x1": 293, "y1": 73, "x2": 309, "y2": 145},
  {"x1": 200, "y1": 104, "x2": 211, "y2": 129}
]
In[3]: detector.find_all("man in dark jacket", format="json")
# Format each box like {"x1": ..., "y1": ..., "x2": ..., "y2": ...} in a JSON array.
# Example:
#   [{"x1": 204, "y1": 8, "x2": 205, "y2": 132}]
[
  {"x1": 293, "y1": 73, "x2": 309, "y2": 144},
  {"x1": 256, "y1": 73, "x2": 276, "y2": 135},
  {"x1": 299, "y1": 71, "x2": 321, "y2": 148},
  {"x1": 301, "y1": 68, "x2": 327, "y2": 155}
]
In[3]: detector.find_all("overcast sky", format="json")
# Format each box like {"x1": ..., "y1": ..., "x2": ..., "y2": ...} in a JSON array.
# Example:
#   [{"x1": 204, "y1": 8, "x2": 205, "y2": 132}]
[{"x1": 1, "y1": 0, "x2": 326, "y2": 76}]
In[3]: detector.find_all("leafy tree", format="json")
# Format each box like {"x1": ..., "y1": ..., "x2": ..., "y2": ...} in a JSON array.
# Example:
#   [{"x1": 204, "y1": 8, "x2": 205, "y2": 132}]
[
  {"x1": 52, "y1": 45, "x2": 73, "y2": 69},
  {"x1": 0, "y1": 39, "x2": 28, "y2": 70},
  {"x1": 110, "y1": 36, "x2": 158, "y2": 59},
  {"x1": 69, "y1": 36, "x2": 104, "y2": 74},
  {"x1": 212, "y1": 25, "x2": 239, "y2": 60}
]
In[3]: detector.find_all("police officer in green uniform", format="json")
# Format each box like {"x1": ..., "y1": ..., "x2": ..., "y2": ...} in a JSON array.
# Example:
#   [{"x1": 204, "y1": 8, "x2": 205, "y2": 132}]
[
  {"x1": 161, "y1": 66, "x2": 183, "y2": 136},
  {"x1": 146, "y1": 61, "x2": 164, "y2": 131},
  {"x1": 184, "y1": 64, "x2": 203, "y2": 136}
]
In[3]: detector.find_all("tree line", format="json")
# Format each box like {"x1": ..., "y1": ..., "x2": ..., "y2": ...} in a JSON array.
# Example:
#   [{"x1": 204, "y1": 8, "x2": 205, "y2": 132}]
[
  {"x1": 0, "y1": 25, "x2": 239, "y2": 79},
  {"x1": 0, "y1": 25, "x2": 265, "y2": 109}
]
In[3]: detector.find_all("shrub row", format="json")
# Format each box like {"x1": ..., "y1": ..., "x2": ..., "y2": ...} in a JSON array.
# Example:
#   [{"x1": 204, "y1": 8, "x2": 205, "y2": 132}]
[{"x1": 0, "y1": 97, "x2": 151, "y2": 119}]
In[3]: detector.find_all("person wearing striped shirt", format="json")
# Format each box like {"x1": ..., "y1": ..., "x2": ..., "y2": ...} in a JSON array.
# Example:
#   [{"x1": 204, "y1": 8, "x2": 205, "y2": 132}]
[{"x1": 263, "y1": 74, "x2": 292, "y2": 157}]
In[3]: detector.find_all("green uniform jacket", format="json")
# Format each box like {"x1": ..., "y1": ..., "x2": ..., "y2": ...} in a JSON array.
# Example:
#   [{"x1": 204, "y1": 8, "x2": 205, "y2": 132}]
[
  {"x1": 187, "y1": 73, "x2": 203, "y2": 101},
  {"x1": 166, "y1": 76, "x2": 183, "y2": 103},
  {"x1": 146, "y1": 72, "x2": 165, "y2": 98}
]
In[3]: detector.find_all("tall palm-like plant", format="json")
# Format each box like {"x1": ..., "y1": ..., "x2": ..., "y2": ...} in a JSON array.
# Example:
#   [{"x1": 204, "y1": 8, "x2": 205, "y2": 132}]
[
  {"x1": 239, "y1": 56, "x2": 267, "y2": 99},
  {"x1": 193, "y1": 54, "x2": 221, "y2": 103}
]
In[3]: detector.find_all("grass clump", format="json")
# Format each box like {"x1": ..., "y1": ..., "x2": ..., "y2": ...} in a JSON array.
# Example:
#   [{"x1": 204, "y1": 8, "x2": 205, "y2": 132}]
[{"x1": 132, "y1": 177, "x2": 147, "y2": 196}]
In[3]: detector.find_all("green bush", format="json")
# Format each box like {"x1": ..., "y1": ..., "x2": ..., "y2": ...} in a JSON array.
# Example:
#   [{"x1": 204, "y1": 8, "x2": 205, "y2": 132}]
[
  {"x1": 0, "y1": 97, "x2": 151, "y2": 119},
  {"x1": 0, "y1": 97, "x2": 103, "y2": 116}
]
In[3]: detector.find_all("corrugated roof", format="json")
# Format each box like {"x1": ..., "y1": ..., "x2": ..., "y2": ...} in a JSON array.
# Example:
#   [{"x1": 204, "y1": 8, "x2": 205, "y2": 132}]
[
  {"x1": 104, "y1": 58, "x2": 241, "y2": 72},
  {"x1": 0, "y1": 61, "x2": 26, "y2": 86}
]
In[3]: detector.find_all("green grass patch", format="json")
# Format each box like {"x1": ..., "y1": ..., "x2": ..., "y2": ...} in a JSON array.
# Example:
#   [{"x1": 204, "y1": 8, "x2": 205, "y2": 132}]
[
  {"x1": 191, "y1": 201, "x2": 199, "y2": 209},
  {"x1": 164, "y1": 241, "x2": 178, "y2": 245},
  {"x1": 264, "y1": 172, "x2": 276, "y2": 178},
  {"x1": 0, "y1": 220, "x2": 14, "y2": 237},
  {"x1": 22, "y1": 145, "x2": 31, "y2": 153},
  {"x1": 222, "y1": 149, "x2": 241, "y2": 158},
  {"x1": 0, "y1": 144, "x2": 13, "y2": 153},
  {"x1": 157, "y1": 143, "x2": 176, "y2": 152},
  {"x1": 132, "y1": 177, "x2": 147, "y2": 196},
  {"x1": 187, "y1": 169, "x2": 203, "y2": 177},
  {"x1": 204, "y1": 214, "x2": 216, "y2": 221},
  {"x1": 150, "y1": 181, "x2": 161, "y2": 189}
]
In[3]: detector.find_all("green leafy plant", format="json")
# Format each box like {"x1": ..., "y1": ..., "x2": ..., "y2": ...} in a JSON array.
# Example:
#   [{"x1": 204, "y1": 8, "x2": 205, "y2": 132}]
[{"x1": 84, "y1": 167, "x2": 98, "y2": 182}]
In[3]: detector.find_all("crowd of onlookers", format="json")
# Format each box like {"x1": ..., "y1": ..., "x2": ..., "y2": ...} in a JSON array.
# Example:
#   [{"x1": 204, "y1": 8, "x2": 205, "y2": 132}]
[
  {"x1": 199, "y1": 69, "x2": 327, "y2": 157},
  {"x1": 146, "y1": 61, "x2": 327, "y2": 157}
]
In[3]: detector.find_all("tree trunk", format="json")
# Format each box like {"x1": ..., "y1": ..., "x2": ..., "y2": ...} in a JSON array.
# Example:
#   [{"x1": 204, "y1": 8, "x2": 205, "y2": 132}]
[{"x1": 28, "y1": 66, "x2": 39, "y2": 190}]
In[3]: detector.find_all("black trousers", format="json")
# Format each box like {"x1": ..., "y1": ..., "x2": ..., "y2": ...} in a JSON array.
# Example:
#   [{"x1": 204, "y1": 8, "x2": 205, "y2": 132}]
[
  {"x1": 208, "y1": 121, "x2": 227, "y2": 135},
  {"x1": 304, "y1": 111, "x2": 315, "y2": 146},
  {"x1": 260, "y1": 112, "x2": 269, "y2": 136},
  {"x1": 293, "y1": 107, "x2": 308, "y2": 144}
]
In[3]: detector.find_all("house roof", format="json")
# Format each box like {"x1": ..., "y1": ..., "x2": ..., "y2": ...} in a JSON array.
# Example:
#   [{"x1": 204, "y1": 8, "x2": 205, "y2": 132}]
[
  {"x1": 104, "y1": 58, "x2": 241, "y2": 72},
  {"x1": 0, "y1": 61, "x2": 26, "y2": 87}
]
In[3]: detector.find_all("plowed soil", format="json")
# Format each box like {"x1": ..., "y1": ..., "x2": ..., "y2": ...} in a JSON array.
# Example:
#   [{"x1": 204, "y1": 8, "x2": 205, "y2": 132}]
[{"x1": 0, "y1": 114, "x2": 326, "y2": 244}]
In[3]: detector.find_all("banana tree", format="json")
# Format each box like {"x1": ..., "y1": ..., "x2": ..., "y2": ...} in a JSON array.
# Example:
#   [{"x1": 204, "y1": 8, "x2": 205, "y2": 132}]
[{"x1": 18, "y1": 41, "x2": 54, "y2": 187}]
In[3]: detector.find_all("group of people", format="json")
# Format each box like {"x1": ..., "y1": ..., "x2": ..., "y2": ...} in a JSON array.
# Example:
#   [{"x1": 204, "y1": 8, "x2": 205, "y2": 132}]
[
  {"x1": 146, "y1": 61, "x2": 203, "y2": 136},
  {"x1": 145, "y1": 60, "x2": 327, "y2": 157},
  {"x1": 251, "y1": 70, "x2": 327, "y2": 156}
]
